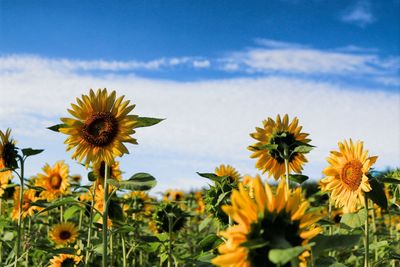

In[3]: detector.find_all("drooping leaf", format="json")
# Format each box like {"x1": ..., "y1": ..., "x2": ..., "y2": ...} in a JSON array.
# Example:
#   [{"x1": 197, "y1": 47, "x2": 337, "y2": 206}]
[
  {"x1": 135, "y1": 117, "x2": 164, "y2": 128},
  {"x1": 288, "y1": 174, "x2": 309, "y2": 184},
  {"x1": 366, "y1": 178, "x2": 388, "y2": 210},
  {"x1": 340, "y1": 208, "x2": 367, "y2": 228},
  {"x1": 109, "y1": 172, "x2": 157, "y2": 191},
  {"x1": 197, "y1": 172, "x2": 221, "y2": 182},
  {"x1": 268, "y1": 245, "x2": 310, "y2": 265},
  {"x1": 21, "y1": 148, "x2": 44, "y2": 157},
  {"x1": 63, "y1": 205, "x2": 82, "y2": 221}
]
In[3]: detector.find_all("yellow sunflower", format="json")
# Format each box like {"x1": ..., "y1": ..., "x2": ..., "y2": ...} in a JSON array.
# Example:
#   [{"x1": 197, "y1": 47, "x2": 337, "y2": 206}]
[
  {"x1": 215, "y1": 164, "x2": 241, "y2": 182},
  {"x1": 248, "y1": 114, "x2": 310, "y2": 180},
  {"x1": 212, "y1": 177, "x2": 321, "y2": 267},
  {"x1": 49, "y1": 222, "x2": 79, "y2": 246},
  {"x1": 11, "y1": 187, "x2": 42, "y2": 220},
  {"x1": 164, "y1": 189, "x2": 185, "y2": 202},
  {"x1": 59, "y1": 88, "x2": 139, "y2": 166},
  {"x1": 35, "y1": 161, "x2": 70, "y2": 201},
  {"x1": 123, "y1": 191, "x2": 153, "y2": 217},
  {"x1": 0, "y1": 129, "x2": 17, "y2": 197},
  {"x1": 94, "y1": 185, "x2": 113, "y2": 228},
  {"x1": 320, "y1": 139, "x2": 377, "y2": 212},
  {"x1": 93, "y1": 160, "x2": 122, "y2": 189},
  {"x1": 49, "y1": 254, "x2": 81, "y2": 267},
  {"x1": 70, "y1": 174, "x2": 82, "y2": 184},
  {"x1": 194, "y1": 191, "x2": 205, "y2": 214}
]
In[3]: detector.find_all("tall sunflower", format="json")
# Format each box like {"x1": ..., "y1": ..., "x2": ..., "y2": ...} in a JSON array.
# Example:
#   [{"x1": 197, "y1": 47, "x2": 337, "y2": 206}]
[
  {"x1": 35, "y1": 161, "x2": 70, "y2": 201},
  {"x1": 11, "y1": 187, "x2": 42, "y2": 220},
  {"x1": 0, "y1": 129, "x2": 17, "y2": 197},
  {"x1": 248, "y1": 114, "x2": 311, "y2": 180},
  {"x1": 212, "y1": 177, "x2": 321, "y2": 267},
  {"x1": 215, "y1": 164, "x2": 241, "y2": 182},
  {"x1": 59, "y1": 88, "x2": 139, "y2": 166},
  {"x1": 49, "y1": 222, "x2": 79, "y2": 247},
  {"x1": 49, "y1": 254, "x2": 81, "y2": 267},
  {"x1": 320, "y1": 139, "x2": 377, "y2": 212}
]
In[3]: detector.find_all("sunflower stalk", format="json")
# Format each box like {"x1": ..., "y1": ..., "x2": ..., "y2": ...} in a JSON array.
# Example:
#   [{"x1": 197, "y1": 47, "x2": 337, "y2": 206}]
[
  {"x1": 121, "y1": 234, "x2": 127, "y2": 267},
  {"x1": 364, "y1": 196, "x2": 369, "y2": 267},
  {"x1": 283, "y1": 145, "x2": 290, "y2": 197},
  {"x1": 14, "y1": 155, "x2": 24, "y2": 267},
  {"x1": 102, "y1": 163, "x2": 109, "y2": 267},
  {"x1": 168, "y1": 213, "x2": 173, "y2": 267},
  {"x1": 85, "y1": 180, "x2": 97, "y2": 266}
]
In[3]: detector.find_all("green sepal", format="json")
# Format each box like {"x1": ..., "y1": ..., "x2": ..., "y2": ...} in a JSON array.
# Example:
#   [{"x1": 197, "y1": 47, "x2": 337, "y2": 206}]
[{"x1": 47, "y1": 124, "x2": 67, "y2": 132}]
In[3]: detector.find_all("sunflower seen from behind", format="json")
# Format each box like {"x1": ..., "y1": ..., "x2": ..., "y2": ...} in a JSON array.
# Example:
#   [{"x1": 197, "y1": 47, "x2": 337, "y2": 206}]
[
  {"x1": 0, "y1": 129, "x2": 17, "y2": 197},
  {"x1": 49, "y1": 222, "x2": 79, "y2": 247},
  {"x1": 320, "y1": 139, "x2": 377, "y2": 212},
  {"x1": 248, "y1": 114, "x2": 311, "y2": 180},
  {"x1": 212, "y1": 176, "x2": 321, "y2": 267},
  {"x1": 35, "y1": 161, "x2": 70, "y2": 201},
  {"x1": 59, "y1": 89, "x2": 139, "y2": 166}
]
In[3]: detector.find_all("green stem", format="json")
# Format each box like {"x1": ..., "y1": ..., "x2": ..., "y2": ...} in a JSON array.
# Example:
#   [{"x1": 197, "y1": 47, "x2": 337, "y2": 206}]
[
  {"x1": 168, "y1": 214, "x2": 173, "y2": 267},
  {"x1": 369, "y1": 200, "x2": 378, "y2": 261},
  {"x1": 78, "y1": 209, "x2": 83, "y2": 230},
  {"x1": 364, "y1": 196, "x2": 369, "y2": 267},
  {"x1": 60, "y1": 196, "x2": 64, "y2": 222},
  {"x1": 110, "y1": 227, "x2": 114, "y2": 267},
  {"x1": 121, "y1": 234, "x2": 127, "y2": 267},
  {"x1": 283, "y1": 145, "x2": 290, "y2": 197},
  {"x1": 15, "y1": 156, "x2": 24, "y2": 267},
  {"x1": 85, "y1": 180, "x2": 97, "y2": 266},
  {"x1": 102, "y1": 163, "x2": 109, "y2": 267},
  {"x1": 25, "y1": 218, "x2": 31, "y2": 266}
]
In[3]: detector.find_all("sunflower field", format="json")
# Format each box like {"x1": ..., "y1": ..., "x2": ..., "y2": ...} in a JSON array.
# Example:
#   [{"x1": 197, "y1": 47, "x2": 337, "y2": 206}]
[{"x1": 0, "y1": 88, "x2": 399, "y2": 267}]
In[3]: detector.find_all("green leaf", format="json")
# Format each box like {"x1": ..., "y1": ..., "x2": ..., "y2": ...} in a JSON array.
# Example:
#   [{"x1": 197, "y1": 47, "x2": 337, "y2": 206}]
[
  {"x1": 369, "y1": 240, "x2": 388, "y2": 250},
  {"x1": 109, "y1": 172, "x2": 157, "y2": 191},
  {"x1": 268, "y1": 245, "x2": 309, "y2": 265},
  {"x1": 63, "y1": 205, "x2": 82, "y2": 221},
  {"x1": 315, "y1": 257, "x2": 348, "y2": 267},
  {"x1": 250, "y1": 144, "x2": 278, "y2": 151},
  {"x1": 199, "y1": 234, "x2": 223, "y2": 251},
  {"x1": 340, "y1": 208, "x2": 367, "y2": 228},
  {"x1": 381, "y1": 178, "x2": 400, "y2": 185},
  {"x1": 241, "y1": 238, "x2": 269, "y2": 249},
  {"x1": 2, "y1": 231, "x2": 14, "y2": 241},
  {"x1": 197, "y1": 172, "x2": 221, "y2": 182},
  {"x1": 36, "y1": 197, "x2": 78, "y2": 215},
  {"x1": 366, "y1": 178, "x2": 388, "y2": 210},
  {"x1": 47, "y1": 124, "x2": 67, "y2": 132},
  {"x1": 21, "y1": 148, "x2": 44, "y2": 157},
  {"x1": 198, "y1": 217, "x2": 213, "y2": 232},
  {"x1": 288, "y1": 174, "x2": 309, "y2": 184},
  {"x1": 312, "y1": 234, "x2": 361, "y2": 256},
  {"x1": 293, "y1": 145, "x2": 313, "y2": 154},
  {"x1": 216, "y1": 191, "x2": 230, "y2": 206},
  {"x1": 135, "y1": 117, "x2": 164, "y2": 128}
]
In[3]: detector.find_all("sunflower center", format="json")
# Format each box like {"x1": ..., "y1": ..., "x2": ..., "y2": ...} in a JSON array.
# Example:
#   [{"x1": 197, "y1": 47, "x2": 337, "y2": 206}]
[
  {"x1": 341, "y1": 160, "x2": 363, "y2": 191},
  {"x1": 22, "y1": 198, "x2": 31, "y2": 211},
  {"x1": 59, "y1": 230, "x2": 72, "y2": 240},
  {"x1": 245, "y1": 212, "x2": 303, "y2": 267},
  {"x1": 82, "y1": 112, "x2": 118, "y2": 147},
  {"x1": 61, "y1": 258, "x2": 75, "y2": 267},
  {"x1": 50, "y1": 175, "x2": 62, "y2": 189},
  {"x1": 268, "y1": 132, "x2": 297, "y2": 163}
]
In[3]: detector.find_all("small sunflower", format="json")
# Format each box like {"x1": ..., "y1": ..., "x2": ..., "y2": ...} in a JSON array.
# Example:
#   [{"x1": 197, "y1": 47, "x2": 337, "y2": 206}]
[
  {"x1": 194, "y1": 191, "x2": 205, "y2": 214},
  {"x1": 248, "y1": 114, "x2": 311, "y2": 180},
  {"x1": 320, "y1": 139, "x2": 377, "y2": 212},
  {"x1": 93, "y1": 160, "x2": 122, "y2": 189},
  {"x1": 164, "y1": 189, "x2": 185, "y2": 202},
  {"x1": 212, "y1": 177, "x2": 321, "y2": 267},
  {"x1": 49, "y1": 222, "x2": 79, "y2": 247},
  {"x1": 70, "y1": 174, "x2": 82, "y2": 184},
  {"x1": 11, "y1": 187, "x2": 42, "y2": 220},
  {"x1": 0, "y1": 129, "x2": 17, "y2": 197},
  {"x1": 49, "y1": 254, "x2": 81, "y2": 267},
  {"x1": 215, "y1": 164, "x2": 241, "y2": 182},
  {"x1": 60, "y1": 88, "x2": 139, "y2": 166},
  {"x1": 152, "y1": 202, "x2": 187, "y2": 233},
  {"x1": 94, "y1": 185, "x2": 113, "y2": 228},
  {"x1": 123, "y1": 191, "x2": 153, "y2": 217},
  {"x1": 35, "y1": 161, "x2": 70, "y2": 201}
]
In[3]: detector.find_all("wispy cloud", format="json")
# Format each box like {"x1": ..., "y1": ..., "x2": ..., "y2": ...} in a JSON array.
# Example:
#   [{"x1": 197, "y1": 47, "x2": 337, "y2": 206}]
[
  {"x1": 340, "y1": 0, "x2": 376, "y2": 27},
  {"x1": 0, "y1": 55, "x2": 399, "y2": 192}
]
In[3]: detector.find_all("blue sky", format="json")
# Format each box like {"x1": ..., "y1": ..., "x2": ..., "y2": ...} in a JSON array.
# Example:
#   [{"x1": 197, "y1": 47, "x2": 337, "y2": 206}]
[{"x1": 0, "y1": 0, "x2": 399, "y2": 194}]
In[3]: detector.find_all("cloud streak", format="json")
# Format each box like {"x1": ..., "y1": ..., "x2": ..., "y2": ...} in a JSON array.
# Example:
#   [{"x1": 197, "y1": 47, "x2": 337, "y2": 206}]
[{"x1": 340, "y1": 0, "x2": 376, "y2": 27}]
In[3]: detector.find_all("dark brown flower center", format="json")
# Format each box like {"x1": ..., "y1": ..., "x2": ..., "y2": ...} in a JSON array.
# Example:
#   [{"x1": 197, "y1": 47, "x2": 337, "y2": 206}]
[
  {"x1": 82, "y1": 112, "x2": 118, "y2": 147},
  {"x1": 341, "y1": 160, "x2": 363, "y2": 191},
  {"x1": 50, "y1": 175, "x2": 62, "y2": 189},
  {"x1": 59, "y1": 230, "x2": 72, "y2": 240}
]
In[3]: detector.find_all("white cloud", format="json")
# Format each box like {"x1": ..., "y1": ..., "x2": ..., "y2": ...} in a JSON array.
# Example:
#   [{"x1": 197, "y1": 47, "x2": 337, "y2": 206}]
[
  {"x1": 0, "y1": 55, "x2": 399, "y2": 193},
  {"x1": 340, "y1": 1, "x2": 375, "y2": 27},
  {"x1": 192, "y1": 60, "x2": 210, "y2": 68}
]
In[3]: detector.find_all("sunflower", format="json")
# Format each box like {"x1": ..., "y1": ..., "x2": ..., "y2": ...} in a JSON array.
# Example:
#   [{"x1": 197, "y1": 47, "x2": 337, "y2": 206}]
[
  {"x1": 248, "y1": 114, "x2": 311, "y2": 180},
  {"x1": 320, "y1": 139, "x2": 377, "y2": 212},
  {"x1": 70, "y1": 174, "x2": 82, "y2": 184},
  {"x1": 94, "y1": 185, "x2": 113, "y2": 228},
  {"x1": 212, "y1": 177, "x2": 321, "y2": 267},
  {"x1": 49, "y1": 222, "x2": 79, "y2": 247},
  {"x1": 11, "y1": 187, "x2": 42, "y2": 220},
  {"x1": 0, "y1": 129, "x2": 17, "y2": 197},
  {"x1": 35, "y1": 161, "x2": 70, "y2": 201},
  {"x1": 164, "y1": 189, "x2": 185, "y2": 202},
  {"x1": 215, "y1": 164, "x2": 241, "y2": 182},
  {"x1": 93, "y1": 160, "x2": 122, "y2": 189},
  {"x1": 123, "y1": 191, "x2": 153, "y2": 217},
  {"x1": 49, "y1": 254, "x2": 81, "y2": 267},
  {"x1": 194, "y1": 191, "x2": 205, "y2": 214},
  {"x1": 60, "y1": 88, "x2": 139, "y2": 167}
]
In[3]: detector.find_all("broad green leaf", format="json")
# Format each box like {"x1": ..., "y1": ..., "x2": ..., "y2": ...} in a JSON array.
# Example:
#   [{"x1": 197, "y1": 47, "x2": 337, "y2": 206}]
[
  {"x1": 2, "y1": 231, "x2": 14, "y2": 241},
  {"x1": 135, "y1": 117, "x2": 164, "y2": 128},
  {"x1": 381, "y1": 178, "x2": 400, "y2": 184},
  {"x1": 249, "y1": 144, "x2": 278, "y2": 151},
  {"x1": 63, "y1": 205, "x2": 82, "y2": 221},
  {"x1": 293, "y1": 145, "x2": 314, "y2": 154},
  {"x1": 340, "y1": 208, "x2": 367, "y2": 228},
  {"x1": 21, "y1": 148, "x2": 44, "y2": 157},
  {"x1": 110, "y1": 172, "x2": 157, "y2": 191},
  {"x1": 197, "y1": 172, "x2": 220, "y2": 182},
  {"x1": 268, "y1": 245, "x2": 309, "y2": 265},
  {"x1": 241, "y1": 238, "x2": 269, "y2": 249},
  {"x1": 312, "y1": 234, "x2": 361, "y2": 256},
  {"x1": 47, "y1": 124, "x2": 67, "y2": 132},
  {"x1": 366, "y1": 178, "x2": 388, "y2": 210},
  {"x1": 36, "y1": 197, "x2": 78, "y2": 215},
  {"x1": 288, "y1": 174, "x2": 309, "y2": 184},
  {"x1": 199, "y1": 234, "x2": 223, "y2": 251},
  {"x1": 369, "y1": 240, "x2": 388, "y2": 250},
  {"x1": 199, "y1": 217, "x2": 213, "y2": 232}
]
